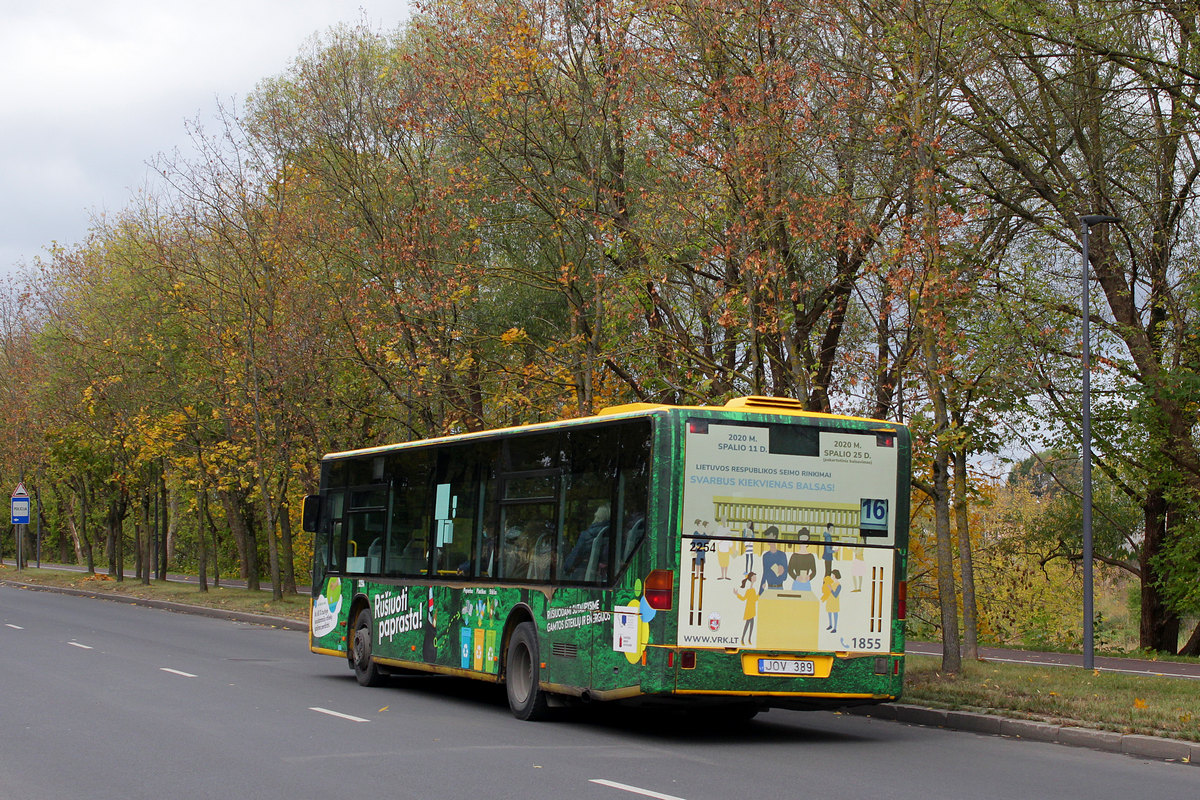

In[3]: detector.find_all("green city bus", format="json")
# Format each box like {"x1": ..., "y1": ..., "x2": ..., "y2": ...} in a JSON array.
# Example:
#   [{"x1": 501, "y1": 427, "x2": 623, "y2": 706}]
[{"x1": 303, "y1": 396, "x2": 910, "y2": 720}]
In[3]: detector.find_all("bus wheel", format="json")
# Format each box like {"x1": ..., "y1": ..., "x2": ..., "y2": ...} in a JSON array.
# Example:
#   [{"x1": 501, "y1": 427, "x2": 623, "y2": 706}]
[
  {"x1": 352, "y1": 608, "x2": 386, "y2": 687},
  {"x1": 505, "y1": 622, "x2": 550, "y2": 721}
]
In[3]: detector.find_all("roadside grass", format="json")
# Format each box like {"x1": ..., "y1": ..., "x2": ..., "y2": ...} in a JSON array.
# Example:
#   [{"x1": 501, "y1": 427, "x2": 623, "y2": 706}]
[
  {"x1": 904, "y1": 655, "x2": 1199, "y2": 742},
  {"x1": 5, "y1": 563, "x2": 1197, "y2": 742},
  {"x1": 0, "y1": 564, "x2": 309, "y2": 623}
]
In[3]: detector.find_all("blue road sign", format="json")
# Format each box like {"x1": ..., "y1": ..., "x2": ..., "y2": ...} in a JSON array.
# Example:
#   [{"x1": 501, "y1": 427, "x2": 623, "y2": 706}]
[{"x1": 11, "y1": 483, "x2": 29, "y2": 525}]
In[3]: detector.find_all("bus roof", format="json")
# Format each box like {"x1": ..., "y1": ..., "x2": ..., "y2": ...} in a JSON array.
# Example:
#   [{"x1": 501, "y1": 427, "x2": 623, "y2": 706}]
[{"x1": 321, "y1": 396, "x2": 904, "y2": 461}]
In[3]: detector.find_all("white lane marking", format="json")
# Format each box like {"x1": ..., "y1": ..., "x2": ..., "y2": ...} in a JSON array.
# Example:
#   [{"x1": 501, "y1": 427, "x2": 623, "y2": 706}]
[
  {"x1": 589, "y1": 779, "x2": 687, "y2": 800},
  {"x1": 68, "y1": 641, "x2": 93, "y2": 649},
  {"x1": 160, "y1": 668, "x2": 198, "y2": 678},
  {"x1": 309, "y1": 706, "x2": 369, "y2": 723},
  {"x1": 5, "y1": 624, "x2": 23, "y2": 630}
]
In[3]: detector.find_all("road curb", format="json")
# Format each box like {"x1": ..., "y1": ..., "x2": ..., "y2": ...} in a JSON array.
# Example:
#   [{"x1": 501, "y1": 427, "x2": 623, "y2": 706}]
[
  {"x1": 848, "y1": 703, "x2": 1196, "y2": 766},
  {"x1": 0, "y1": 578, "x2": 309, "y2": 632}
]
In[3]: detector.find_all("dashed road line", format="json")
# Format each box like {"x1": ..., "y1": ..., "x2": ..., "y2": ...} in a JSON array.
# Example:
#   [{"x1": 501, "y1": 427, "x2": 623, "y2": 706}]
[
  {"x1": 309, "y1": 706, "x2": 369, "y2": 723},
  {"x1": 160, "y1": 667, "x2": 198, "y2": 678},
  {"x1": 67, "y1": 641, "x2": 93, "y2": 649},
  {"x1": 4, "y1": 624, "x2": 23, "y2": 629},
  {"x1": 589, "y1": 779, "x2": 687, "y2": 800}
]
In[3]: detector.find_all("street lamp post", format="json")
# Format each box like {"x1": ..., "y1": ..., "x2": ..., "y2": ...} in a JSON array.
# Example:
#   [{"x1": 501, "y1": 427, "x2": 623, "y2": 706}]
[{"x1": 1079, "y1": 213, "x2": 1120, "y2": 670}]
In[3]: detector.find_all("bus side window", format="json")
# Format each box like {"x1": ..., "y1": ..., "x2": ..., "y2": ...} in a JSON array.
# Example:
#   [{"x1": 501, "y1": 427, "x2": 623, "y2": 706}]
[
  {"x1": 433, "y1": 444, "x2": 488, "y2": 576},
  {"x1": 384, "y1": 449, "x2": 435, "y2": 577},
  {"x1": 326, "y1": 491, "x2": 346, "y2": 572},
  {"x1": 497, "y1": 506, "x2": 555, "y2": 581},
  {"x1": 313, "y1": 489, "x2": 344, "y2": 593},
  {"x1": 330, "y1": 519, "x2": 344, "y2": 571},
  {"x1": 563, "y1": 426, "x2": 619, "y2": 583},
  {"x1": 395, "y1": 535, "x2": 428, "y2": 574},
  {"x1": 345, "y1": 508, "x2": 385, "y2": 575},
  {"x1": 343, "y1": 485, "x2": 387, "y2": 575},
  {"x1": 613, "y1": 424, "x2": 651, "y2": 576}
]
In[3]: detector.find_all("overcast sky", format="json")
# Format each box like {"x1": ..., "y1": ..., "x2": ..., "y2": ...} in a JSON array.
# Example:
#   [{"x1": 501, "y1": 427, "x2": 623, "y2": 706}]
[{"x1": 0, "y1": 1, "x2": 411, "y2": 276}]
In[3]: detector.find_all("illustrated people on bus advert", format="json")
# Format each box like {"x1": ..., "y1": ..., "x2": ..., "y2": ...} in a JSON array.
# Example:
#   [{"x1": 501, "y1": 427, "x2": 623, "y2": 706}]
[
  {"x1": 822, "y1": 569, "x2": 842, "y2": 632},
  {"x1": 714, "y1": 516, "x2": 734, "y2": 579},
  {"x1": 691, "y1": 519, "x2": 711, "y2": 568},
  {"x1": 742, "y1": 520, "x2": 756, "y2": 575},
  {"x1": 851, "y1": 546, "x2": 867, "y2": 592},
  {"x1": 787, "y1": 551, "x2": 817, "y2": 593},
  {"x1": 759, "y1": 534, "x2": 787, "y2": 593},
  {"x1": 822, "y1": 522, "x2": 836, "y2": 576},
  {"x1": 735, "y1": 572, "x2": 759, "y2": 645}
]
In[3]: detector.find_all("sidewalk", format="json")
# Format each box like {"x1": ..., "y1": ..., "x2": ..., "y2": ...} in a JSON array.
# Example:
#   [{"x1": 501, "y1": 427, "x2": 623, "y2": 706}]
[
  {"x1": 905, "y1": 641, "x2": 1200, "y2": 681},
  {"x1": 15, "y1": 560, "x2": 310, "y2": 595}
]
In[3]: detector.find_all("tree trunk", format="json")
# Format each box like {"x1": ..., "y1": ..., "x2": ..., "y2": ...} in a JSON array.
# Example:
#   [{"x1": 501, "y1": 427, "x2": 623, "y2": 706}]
[
  {"x1": 924, "y1": 325, "x2": 961, "y2": 674},
  {"x1": 278, "y1": 500, "x2": 297, "y2": 595},
  {"x1": 1179, "y1": 620, "x2": 1200, "y2": 657},
  {"x1": 932, "y1": 450, "x2": 961, "y2": 674},
  {"x1": 166, "y1": 473, "x2": 178, "y2": 568},
  {"x1": 79, "y1": 482, "x2": 94, "y2": 574},
  {"x1": 106, "y1": 493, "x2": 122, "y2": 580},
  {"x1": 260, "y1": 493, "x2": 281, "y2": 601},
  {"x1": 953, "y1": 448, "x2": 978, "y2": 661},
  {"x1": 55, "y1": 489, "x2": 72, "y2": 563},
  {"x1": 204, "y1": 495, "x2": 222, "y2": 588},
  {"x1": 1139, "y1": 485, "x2": 1180, "y2": 653},
  {"x1": 138, "y1": 492, "x2": 150, "y2": 585},
  {"x1": 197, "y1": 485, "x2": 208, "y2": 593},
  {"x1": 220, "y1": 489, "x2": 258, "y2": 591}
]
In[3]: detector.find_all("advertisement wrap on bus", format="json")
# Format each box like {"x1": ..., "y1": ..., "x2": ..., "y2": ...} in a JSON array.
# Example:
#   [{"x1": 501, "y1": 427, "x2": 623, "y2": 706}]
[
  {"x1": 677, "y1": 420, "x2": 898, "y2": 654},
  {"x1": 304, "y1": 397, "x2": 909, "y2": 720}
]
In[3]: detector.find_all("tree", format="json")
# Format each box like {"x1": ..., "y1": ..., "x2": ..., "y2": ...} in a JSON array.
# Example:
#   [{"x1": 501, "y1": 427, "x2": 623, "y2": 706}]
[{"x1": 935, "y1": 0, "x2": 1200, "y2": 652}]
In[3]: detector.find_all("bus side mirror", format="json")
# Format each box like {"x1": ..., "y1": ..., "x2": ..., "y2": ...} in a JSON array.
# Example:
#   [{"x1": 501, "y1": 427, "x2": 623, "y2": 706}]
[{"x1": 302, "y1": 495, "x2": 321, "y2": 533}]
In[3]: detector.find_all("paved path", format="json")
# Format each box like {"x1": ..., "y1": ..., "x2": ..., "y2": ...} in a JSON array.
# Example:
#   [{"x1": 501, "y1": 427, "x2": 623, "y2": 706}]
[
  {"x1": 905, "y1": 641, "x2": 1200, "y2": 681},
  {"x1": 7, "y1": 560, "x2": 309, "y2": 594}
]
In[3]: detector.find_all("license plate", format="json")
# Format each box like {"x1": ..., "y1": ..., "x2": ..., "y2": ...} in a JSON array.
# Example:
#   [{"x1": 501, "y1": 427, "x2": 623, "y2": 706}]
[{"x1": 758, "y1": 658, "x2": 815, "y2": 676}]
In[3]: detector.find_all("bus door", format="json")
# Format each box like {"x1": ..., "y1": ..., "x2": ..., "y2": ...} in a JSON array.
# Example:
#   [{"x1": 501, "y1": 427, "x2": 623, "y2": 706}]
[
  {"x1": 576, "y1": 422, "x2": 653, "y2": 696},
  {"x1": 309, "y1": 488, "x2": 349, "y2": 653}
]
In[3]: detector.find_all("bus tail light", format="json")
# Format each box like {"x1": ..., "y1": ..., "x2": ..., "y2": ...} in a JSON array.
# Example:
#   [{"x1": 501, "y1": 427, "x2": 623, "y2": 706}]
[
  {"x1": 680, "y1": 651, "x2": 696, "y2": 669},
  {"x1": 897, "y1": 580, "x2": 907, "y2": 620},
  {"x1": 645, "y1": 570, "x2": 674, "y2": 610}
]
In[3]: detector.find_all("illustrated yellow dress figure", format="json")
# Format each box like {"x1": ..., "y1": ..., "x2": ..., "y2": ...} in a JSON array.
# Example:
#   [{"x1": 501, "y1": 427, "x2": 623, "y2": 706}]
[
  {"x1": 735, "y1": 571, "x2": 759, "y2": 645},
  {"x1": 822, "y1": 569, "x2": 843, "y2": 633}
]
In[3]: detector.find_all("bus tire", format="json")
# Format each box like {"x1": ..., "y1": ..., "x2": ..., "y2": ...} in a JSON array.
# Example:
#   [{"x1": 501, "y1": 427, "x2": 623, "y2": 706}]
[
  {"x1": 352, "y1": 608, "x2": 386, "y2": 687},
  {"x1": 505, "y1": 621, "x2": 550, "y2": 721}
]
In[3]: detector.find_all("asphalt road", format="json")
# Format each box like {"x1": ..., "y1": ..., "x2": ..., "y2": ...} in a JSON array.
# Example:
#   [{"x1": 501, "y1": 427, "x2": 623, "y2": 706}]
[
  {"x1": 1, "y1": 585, "x2": 1196, "y2": 800},
  {"x1": 26, "y1": 562, "x2": 1200, "y2": 681}
]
